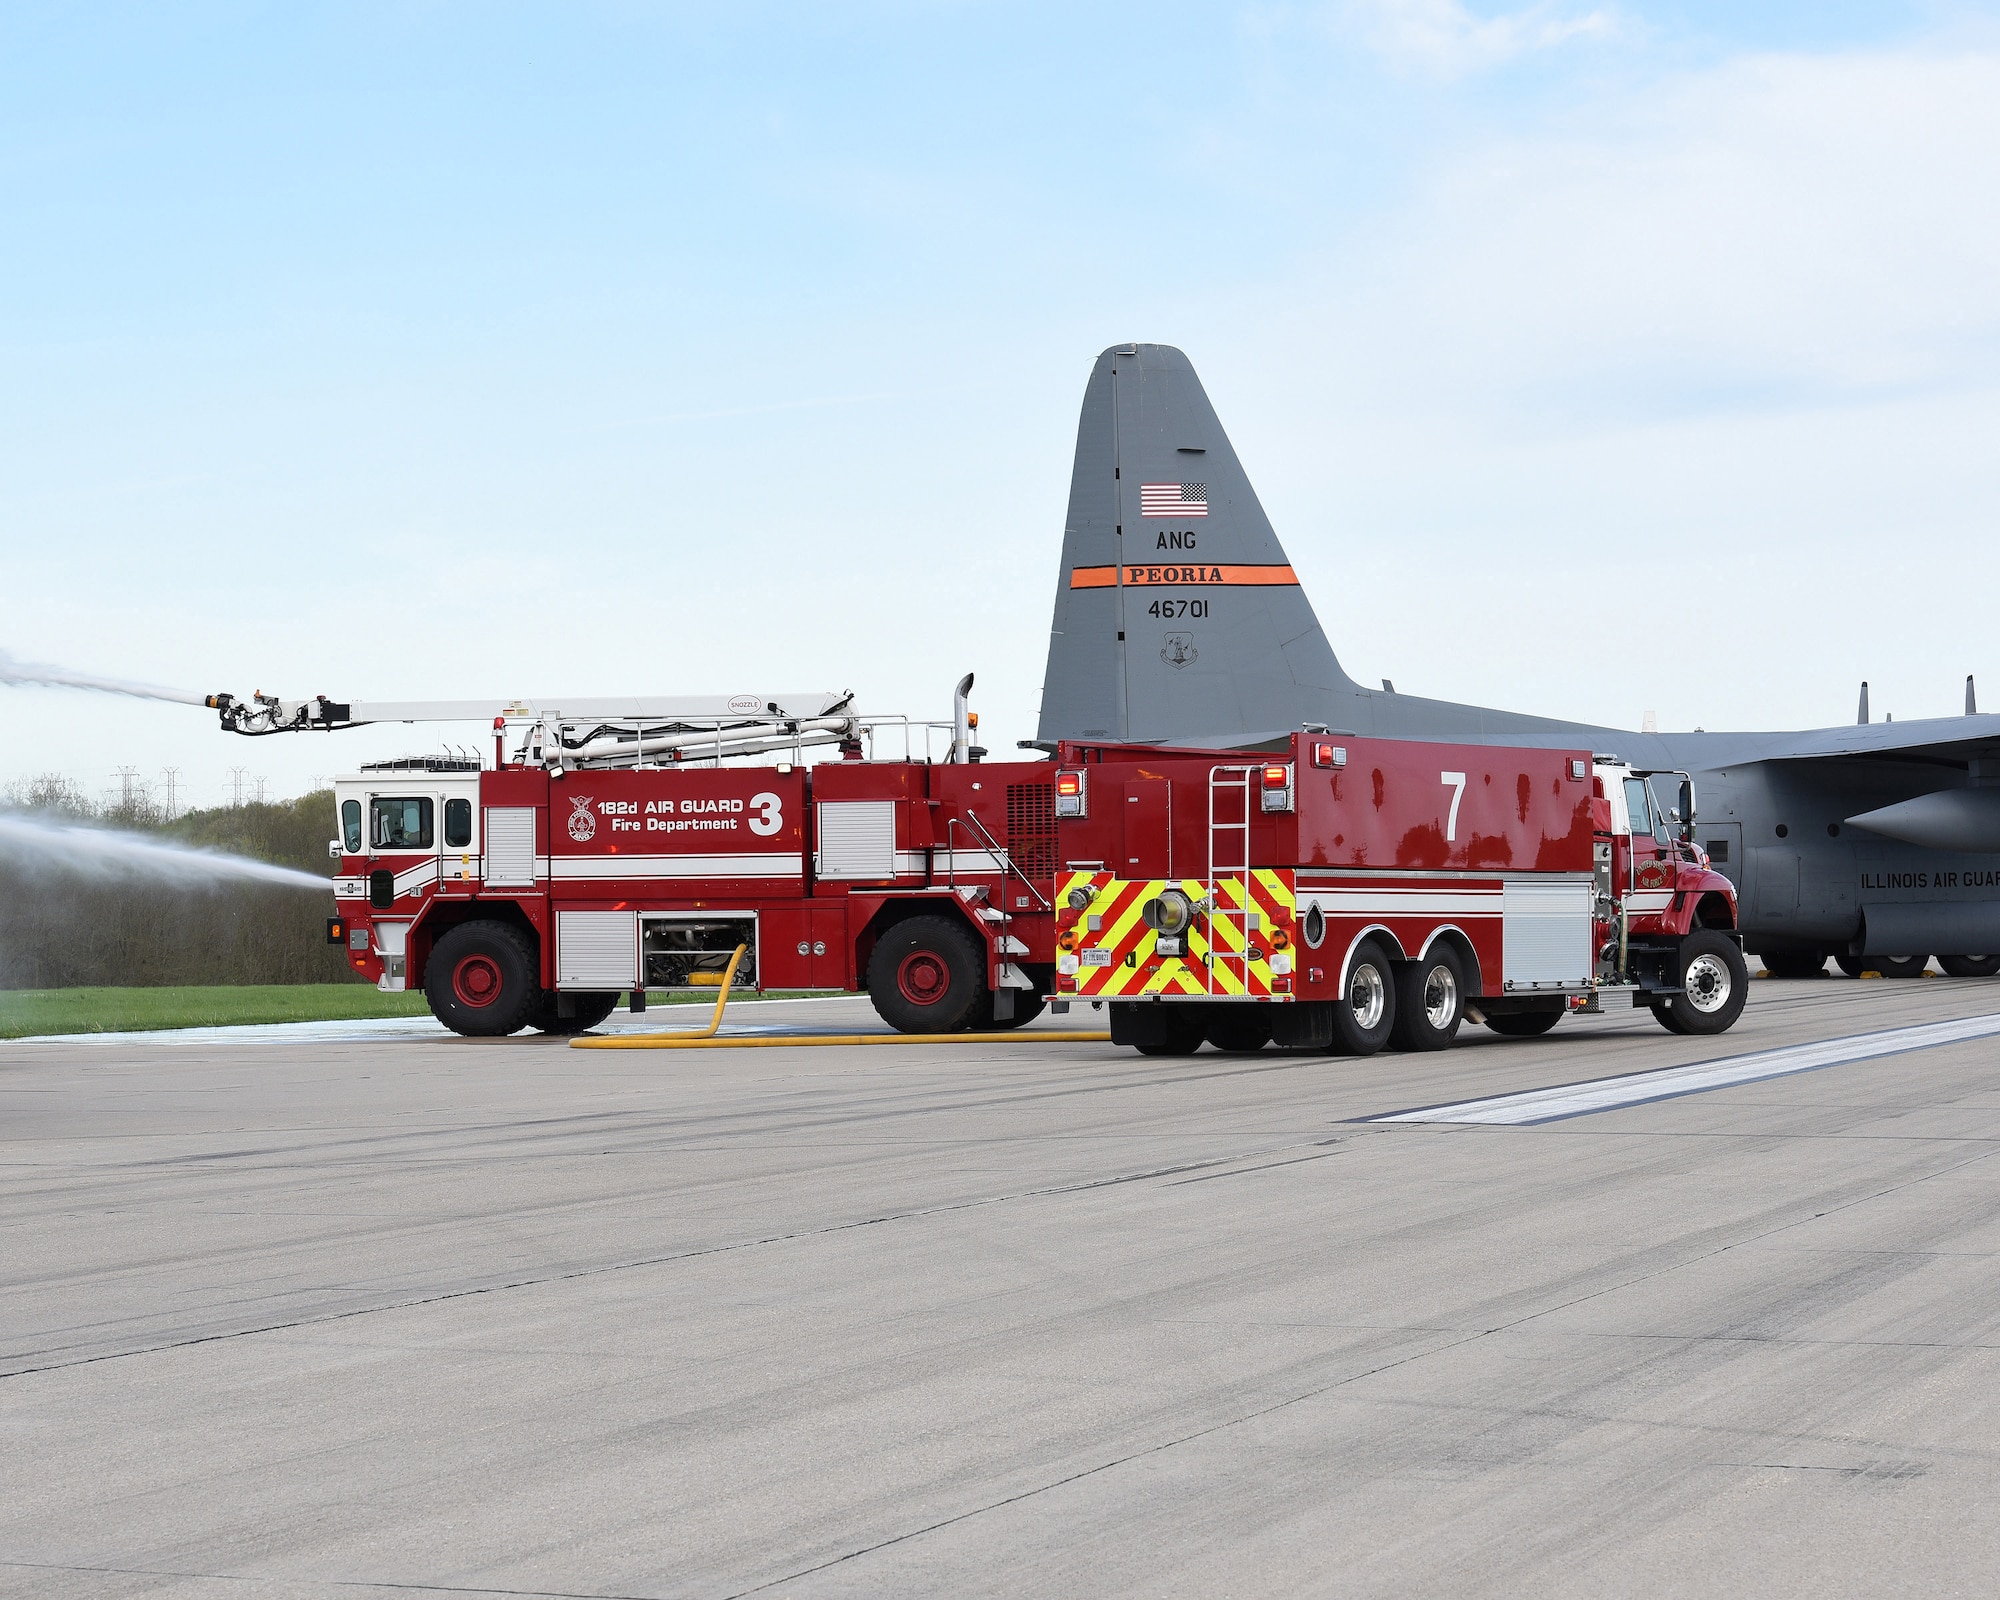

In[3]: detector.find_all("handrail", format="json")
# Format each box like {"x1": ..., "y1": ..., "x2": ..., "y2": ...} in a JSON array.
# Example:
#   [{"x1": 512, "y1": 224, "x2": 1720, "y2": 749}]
[{"x1": 957, "y1": 809, "x2": 1052, "y2": 911}]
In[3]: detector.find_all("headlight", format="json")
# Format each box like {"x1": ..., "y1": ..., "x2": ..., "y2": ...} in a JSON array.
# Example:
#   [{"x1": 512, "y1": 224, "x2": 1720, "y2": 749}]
[
  {"x1": 1066, "y1": 885, "x2": 1093, "y2": 910},
  {"x1": 1142, "y1": 888, "x2": 1194, "y2": 937}
]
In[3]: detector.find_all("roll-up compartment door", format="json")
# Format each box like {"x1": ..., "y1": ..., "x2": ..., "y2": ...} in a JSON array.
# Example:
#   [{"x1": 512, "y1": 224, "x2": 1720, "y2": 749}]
[
  {"x1": 557, "y1": 910, "x2": 637, "y2": 989},
  {"x1": 1502, "y1": 879, "x2": 1591, "y2": 989},
  {"x1": 817, "y1": 800, "x2": 897, "y2": 880},
  {"x1": 485, "y1": 807, "x2": 538, "y2": 887}
]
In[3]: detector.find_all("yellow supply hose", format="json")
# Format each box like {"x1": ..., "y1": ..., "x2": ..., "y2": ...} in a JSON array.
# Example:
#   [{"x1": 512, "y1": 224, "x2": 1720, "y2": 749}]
[{"x1": 570, "y1": 944, "x2": 1110, "y2": 1048}]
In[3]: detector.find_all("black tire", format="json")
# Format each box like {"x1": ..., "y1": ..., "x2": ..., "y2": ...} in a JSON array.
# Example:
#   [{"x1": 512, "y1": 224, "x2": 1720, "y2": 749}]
[
  {"x1": 1135, "y1": 1022, "x2": 1205, "y2": 1057},
  {"x1": 527, "y1": 991, "x2": 620, "y2": 1035},
  {"x1": 1834, "y1": 952, "x2": 1863, "y2": 978},
  {"x1": 1389, "y1": 948, "x2": 1465, "y2": 1053},
  {"x1": 426, "y1": 921, "x2": 540, "y2": 1037},
  {"x1": 1204, "y1": 1012, "x2": 1272, "y2": 1053},
  {"x1": 1331, "y1": 941, "x2": 1397, "y2": 1056},
  {"x1": 1939, "y1": 954, "x2": 2000, "y2": 978},
  {"x1": 1761, "y1": 949, "x2": 1827, "y2": 979},
  {"x1": 1111, "y1": 1005, "x2": 1205, "y2": 1056},
  {"x1": 1874, "y1": 953, "x2": 1929, "y2": 979},
  {"x1": 1656, "y1": 930, "x2": 1748, "y2": 1035},
  {"x1": 1484, "y1": 1007, "x2": 1563, "y2": 1038},
  {"x1": 866, "y1": 914, "x2": 986, "y2": 1033}
]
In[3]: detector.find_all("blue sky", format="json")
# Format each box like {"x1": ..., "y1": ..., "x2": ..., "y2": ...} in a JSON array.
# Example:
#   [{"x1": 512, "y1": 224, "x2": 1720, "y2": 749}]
[{"x1": 5, "y1": 1, "x2": 2000, "y2": 804}]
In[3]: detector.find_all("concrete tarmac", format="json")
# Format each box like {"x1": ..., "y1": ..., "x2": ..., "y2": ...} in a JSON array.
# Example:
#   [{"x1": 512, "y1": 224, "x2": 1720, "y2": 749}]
[{"x1": 5, "y1": 977, "x2": 2000, "y2": 1598}]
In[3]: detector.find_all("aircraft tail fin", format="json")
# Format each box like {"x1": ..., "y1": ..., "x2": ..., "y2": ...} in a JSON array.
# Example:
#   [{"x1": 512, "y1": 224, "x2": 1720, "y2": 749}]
[{"x1": 1036, "y1": 344, "x2": 1357, "y2": 745}]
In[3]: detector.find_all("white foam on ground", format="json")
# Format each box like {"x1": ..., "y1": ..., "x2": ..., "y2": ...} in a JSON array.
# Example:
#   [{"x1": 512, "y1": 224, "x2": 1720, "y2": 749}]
[
  {"x1": 1372, "y1": 1011, "x2": 2000, "y2": 1125},
  {"x1": 4, "y1": 992, "x2": 888, "y2": 1047}
]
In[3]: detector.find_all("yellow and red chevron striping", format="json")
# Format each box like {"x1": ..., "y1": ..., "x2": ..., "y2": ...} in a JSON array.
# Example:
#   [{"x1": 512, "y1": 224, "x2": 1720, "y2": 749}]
[{"x1": 1058, "y1": 870, "x2": 1296, "y2": 1000}]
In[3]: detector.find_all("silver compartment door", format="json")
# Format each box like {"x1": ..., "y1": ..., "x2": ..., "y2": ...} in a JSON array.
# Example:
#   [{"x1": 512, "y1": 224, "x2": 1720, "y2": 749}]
[
  {"x1": 484, "y1": 807, "x2": 538, "y2": 887},
  {"x1": 1502, "y1": 879, "x2": 1592, "y2": 990},
  {"x1": 557, "y1": 910, "x2": 637, "y2": 989},
  {"x1": 816, "y1": 800, "x2": 897, "y2": 880}
]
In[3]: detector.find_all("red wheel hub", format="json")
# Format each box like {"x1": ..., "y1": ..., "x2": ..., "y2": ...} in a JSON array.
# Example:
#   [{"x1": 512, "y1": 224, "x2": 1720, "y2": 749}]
[
  {"x1": 452, "y1": 953, "x2": 504, "y2": 1008},
  {"x1": 896, "y1": 949, "x2": 950, "y2": 1007}
]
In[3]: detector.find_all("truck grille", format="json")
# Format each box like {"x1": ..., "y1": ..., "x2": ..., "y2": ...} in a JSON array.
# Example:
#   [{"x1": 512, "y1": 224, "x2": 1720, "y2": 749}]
[{"x1": 1006, "y1": 783, "x2": 1056, "y2": 883}]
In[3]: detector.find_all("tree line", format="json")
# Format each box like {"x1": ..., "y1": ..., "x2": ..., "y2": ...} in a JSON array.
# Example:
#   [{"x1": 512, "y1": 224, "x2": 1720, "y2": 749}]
[{"x1": 1, "y1": 776, "x2": 357, "y2": 990}]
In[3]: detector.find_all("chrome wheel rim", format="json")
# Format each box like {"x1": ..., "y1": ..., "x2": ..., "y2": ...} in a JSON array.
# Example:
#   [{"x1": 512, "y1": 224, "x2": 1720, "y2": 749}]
[
  {"x1": 1423, "y1": 963, "x2": 1458, "y2": 1030},
  {"x1": 1685, "y1": 952, "x2": 1732, "y2": 1013},
  {"x1": 1348, "y1": 961, "x2": 1386, "y2": 1030}
]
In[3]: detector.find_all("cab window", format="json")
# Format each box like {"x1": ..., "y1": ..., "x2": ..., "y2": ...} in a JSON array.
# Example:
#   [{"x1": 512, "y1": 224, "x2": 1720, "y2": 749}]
[
  {"x1": 371, "y1": 796, "x2": 434, "y2": 850},
  {"x1": 444, "y1": 798, "x2": 472, "y2": 849},
  {"x1": 1622, "y1": 778, "x2": 1656, "y2": 840},
  {"x1": 341, "y1": 799, "x2": 362, "y2": 853}
]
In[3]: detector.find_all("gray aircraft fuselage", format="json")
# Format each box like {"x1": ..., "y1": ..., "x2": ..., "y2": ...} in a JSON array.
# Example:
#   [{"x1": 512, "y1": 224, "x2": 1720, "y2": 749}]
[{"x1": 1036, "y1": 344, "x2": 2000, "y2": 962}]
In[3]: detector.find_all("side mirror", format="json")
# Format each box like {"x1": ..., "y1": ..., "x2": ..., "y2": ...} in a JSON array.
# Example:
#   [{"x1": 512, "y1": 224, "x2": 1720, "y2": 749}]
[
  {"x1": 328, "y1": 839, "x2": 343, "y2": 859},
  {"x1": 1678, "y1": 779, "x2": 1696, "y2": 837}
]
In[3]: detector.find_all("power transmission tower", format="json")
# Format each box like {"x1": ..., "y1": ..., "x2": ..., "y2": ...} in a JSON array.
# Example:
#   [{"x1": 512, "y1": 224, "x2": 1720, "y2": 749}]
[
  {"x1": 252, "y1": 776, "x2": 268, "y2": 805},
  {"x1": 228, "y1": 767, "x2": 248, "y2": 808},
  {"x1": 160, "y1": 767, "x2": 181, "y2": 820},
  {"x1": 113, "y1": 765, "x2": 142, "y2": 813}
]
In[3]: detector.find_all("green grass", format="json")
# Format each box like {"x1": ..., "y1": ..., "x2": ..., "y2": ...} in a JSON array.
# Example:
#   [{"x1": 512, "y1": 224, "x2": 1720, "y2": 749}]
[
  {"x1": 0, "y1": 983, "x2": 847, "y2": 1038},
  {"x1": 0, "y1": 984, "x2": 433, "y2": 1039}
]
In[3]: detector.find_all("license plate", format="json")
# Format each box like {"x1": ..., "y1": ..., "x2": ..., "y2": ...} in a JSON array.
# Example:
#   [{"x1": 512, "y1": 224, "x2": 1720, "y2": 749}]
[{"x1": 1080, "y1": 948, "x2": 1113, "y2": 967}]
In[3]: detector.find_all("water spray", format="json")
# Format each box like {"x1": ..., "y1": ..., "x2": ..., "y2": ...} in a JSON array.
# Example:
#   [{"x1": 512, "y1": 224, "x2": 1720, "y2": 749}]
[
  {"x1": 0, "y1": 648, "x2": 207, "y2": 707},
  {"x1": 0, "y1": 814, "x2": 329, "y2": 890}
]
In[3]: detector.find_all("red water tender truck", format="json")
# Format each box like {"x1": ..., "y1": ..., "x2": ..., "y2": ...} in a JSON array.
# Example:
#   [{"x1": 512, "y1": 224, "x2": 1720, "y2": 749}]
[{"x1": 1045, "y1": 733, "x2": 1746, "y2": 1055}]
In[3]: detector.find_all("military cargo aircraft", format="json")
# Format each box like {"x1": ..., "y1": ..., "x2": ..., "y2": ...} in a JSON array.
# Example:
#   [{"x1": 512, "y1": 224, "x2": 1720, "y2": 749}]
[{"x1": 1035, "y1": 344, "x2": 2000, "y2": 979}]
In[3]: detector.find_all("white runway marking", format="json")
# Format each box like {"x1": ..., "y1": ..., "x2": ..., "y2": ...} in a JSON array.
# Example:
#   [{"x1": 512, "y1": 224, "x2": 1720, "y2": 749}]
[{"x1": 1372, "y1": 1011, "x2": 2000, "y2": 1125}]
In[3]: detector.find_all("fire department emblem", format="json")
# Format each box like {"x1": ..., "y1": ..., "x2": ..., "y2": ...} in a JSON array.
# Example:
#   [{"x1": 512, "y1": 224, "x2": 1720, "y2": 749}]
[
  {"x1": 1161, "y1": 633, "x2": 1198, "y2": 669},
  {"x1": 1636, "y1": 862, "x2": 1669, "y2": 889},
  {"x1": 567, "y1": 795, "x2": 598, "y2": 842}
]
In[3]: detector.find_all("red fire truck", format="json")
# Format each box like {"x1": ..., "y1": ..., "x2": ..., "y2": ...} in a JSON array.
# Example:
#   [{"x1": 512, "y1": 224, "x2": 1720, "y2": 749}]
[
  {"x1": 209, "y1": 680, "x2": 1743, "y2": 1047},
  {"x1": 1045, "y1": 733, "x2": 1746, "y2": 1054}
]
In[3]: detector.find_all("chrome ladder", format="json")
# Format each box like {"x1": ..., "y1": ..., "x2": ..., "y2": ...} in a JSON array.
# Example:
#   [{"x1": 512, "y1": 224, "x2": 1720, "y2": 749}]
[{"x1": 1207, "y1": 766, "x2": 1256, "y2": 997}]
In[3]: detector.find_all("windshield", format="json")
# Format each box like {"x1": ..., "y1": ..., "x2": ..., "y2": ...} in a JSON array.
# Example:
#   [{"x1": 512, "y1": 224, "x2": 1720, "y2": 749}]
[
  {"x1": 371, "y1": 796, "x2": 434, "y2": 850},
  {"x1": 1623, "y1": 778, "x2": 1656, "y2": 841}
]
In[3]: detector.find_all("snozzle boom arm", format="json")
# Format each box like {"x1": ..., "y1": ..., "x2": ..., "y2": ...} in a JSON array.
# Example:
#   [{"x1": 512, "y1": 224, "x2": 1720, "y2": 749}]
[{"x1": 203, "y1": 688, "x2": 869, "y2": 768}]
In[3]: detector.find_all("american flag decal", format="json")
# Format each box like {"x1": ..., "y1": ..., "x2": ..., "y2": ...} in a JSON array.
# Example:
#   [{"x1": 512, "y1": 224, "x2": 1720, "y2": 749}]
[{"x1": 1140, "y1": 482, "x2": 1208, "y2": 518}]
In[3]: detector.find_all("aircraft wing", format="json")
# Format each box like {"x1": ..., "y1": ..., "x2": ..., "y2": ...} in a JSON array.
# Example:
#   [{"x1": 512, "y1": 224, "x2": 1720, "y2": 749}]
[{"x1": 1750, "y1": 715, "x2": 2000, "y2": 765}]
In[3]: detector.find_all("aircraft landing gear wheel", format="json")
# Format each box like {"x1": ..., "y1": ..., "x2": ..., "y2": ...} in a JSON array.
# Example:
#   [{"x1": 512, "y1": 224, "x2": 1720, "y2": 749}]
[
  {"x1": 1834, "y1": 952, "x2": 1863, "y2": 978},
  {"x1": 1761, "y1": 949, "x2": 1827, "y2": 979},
  {"x1": 1939, "y1": 954, "x2": 2000, "y2": 978},
  {"x1": 1389, "y1": 948, "x2": 1464, "y2": 1052},
  {"x1": 528, "y1": 991, "x2": 620, "y2": 1035},
  {"x1": 1656, "y1": 931, "x2": 1748, "y2": 1035},
  {"x1": 1874, "y1": 953, "x2": 1929, "y2": 978},
  {"x1": 426, "y1": 921, "x2": 539, "y2": 1037},
  {"x1": 1484, "y1": 1007, "x2": 1563, "y2": 1038},
  {"x1": 1205, "y1": 1012, "x2": 1272, "y2": 1053},
  {"x1": 867, "y1": 915, "x2": 985, "y2": 1033},
  {"x1": 1330, "y1": 941, "x2": 1397, "y2": 1056}
]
